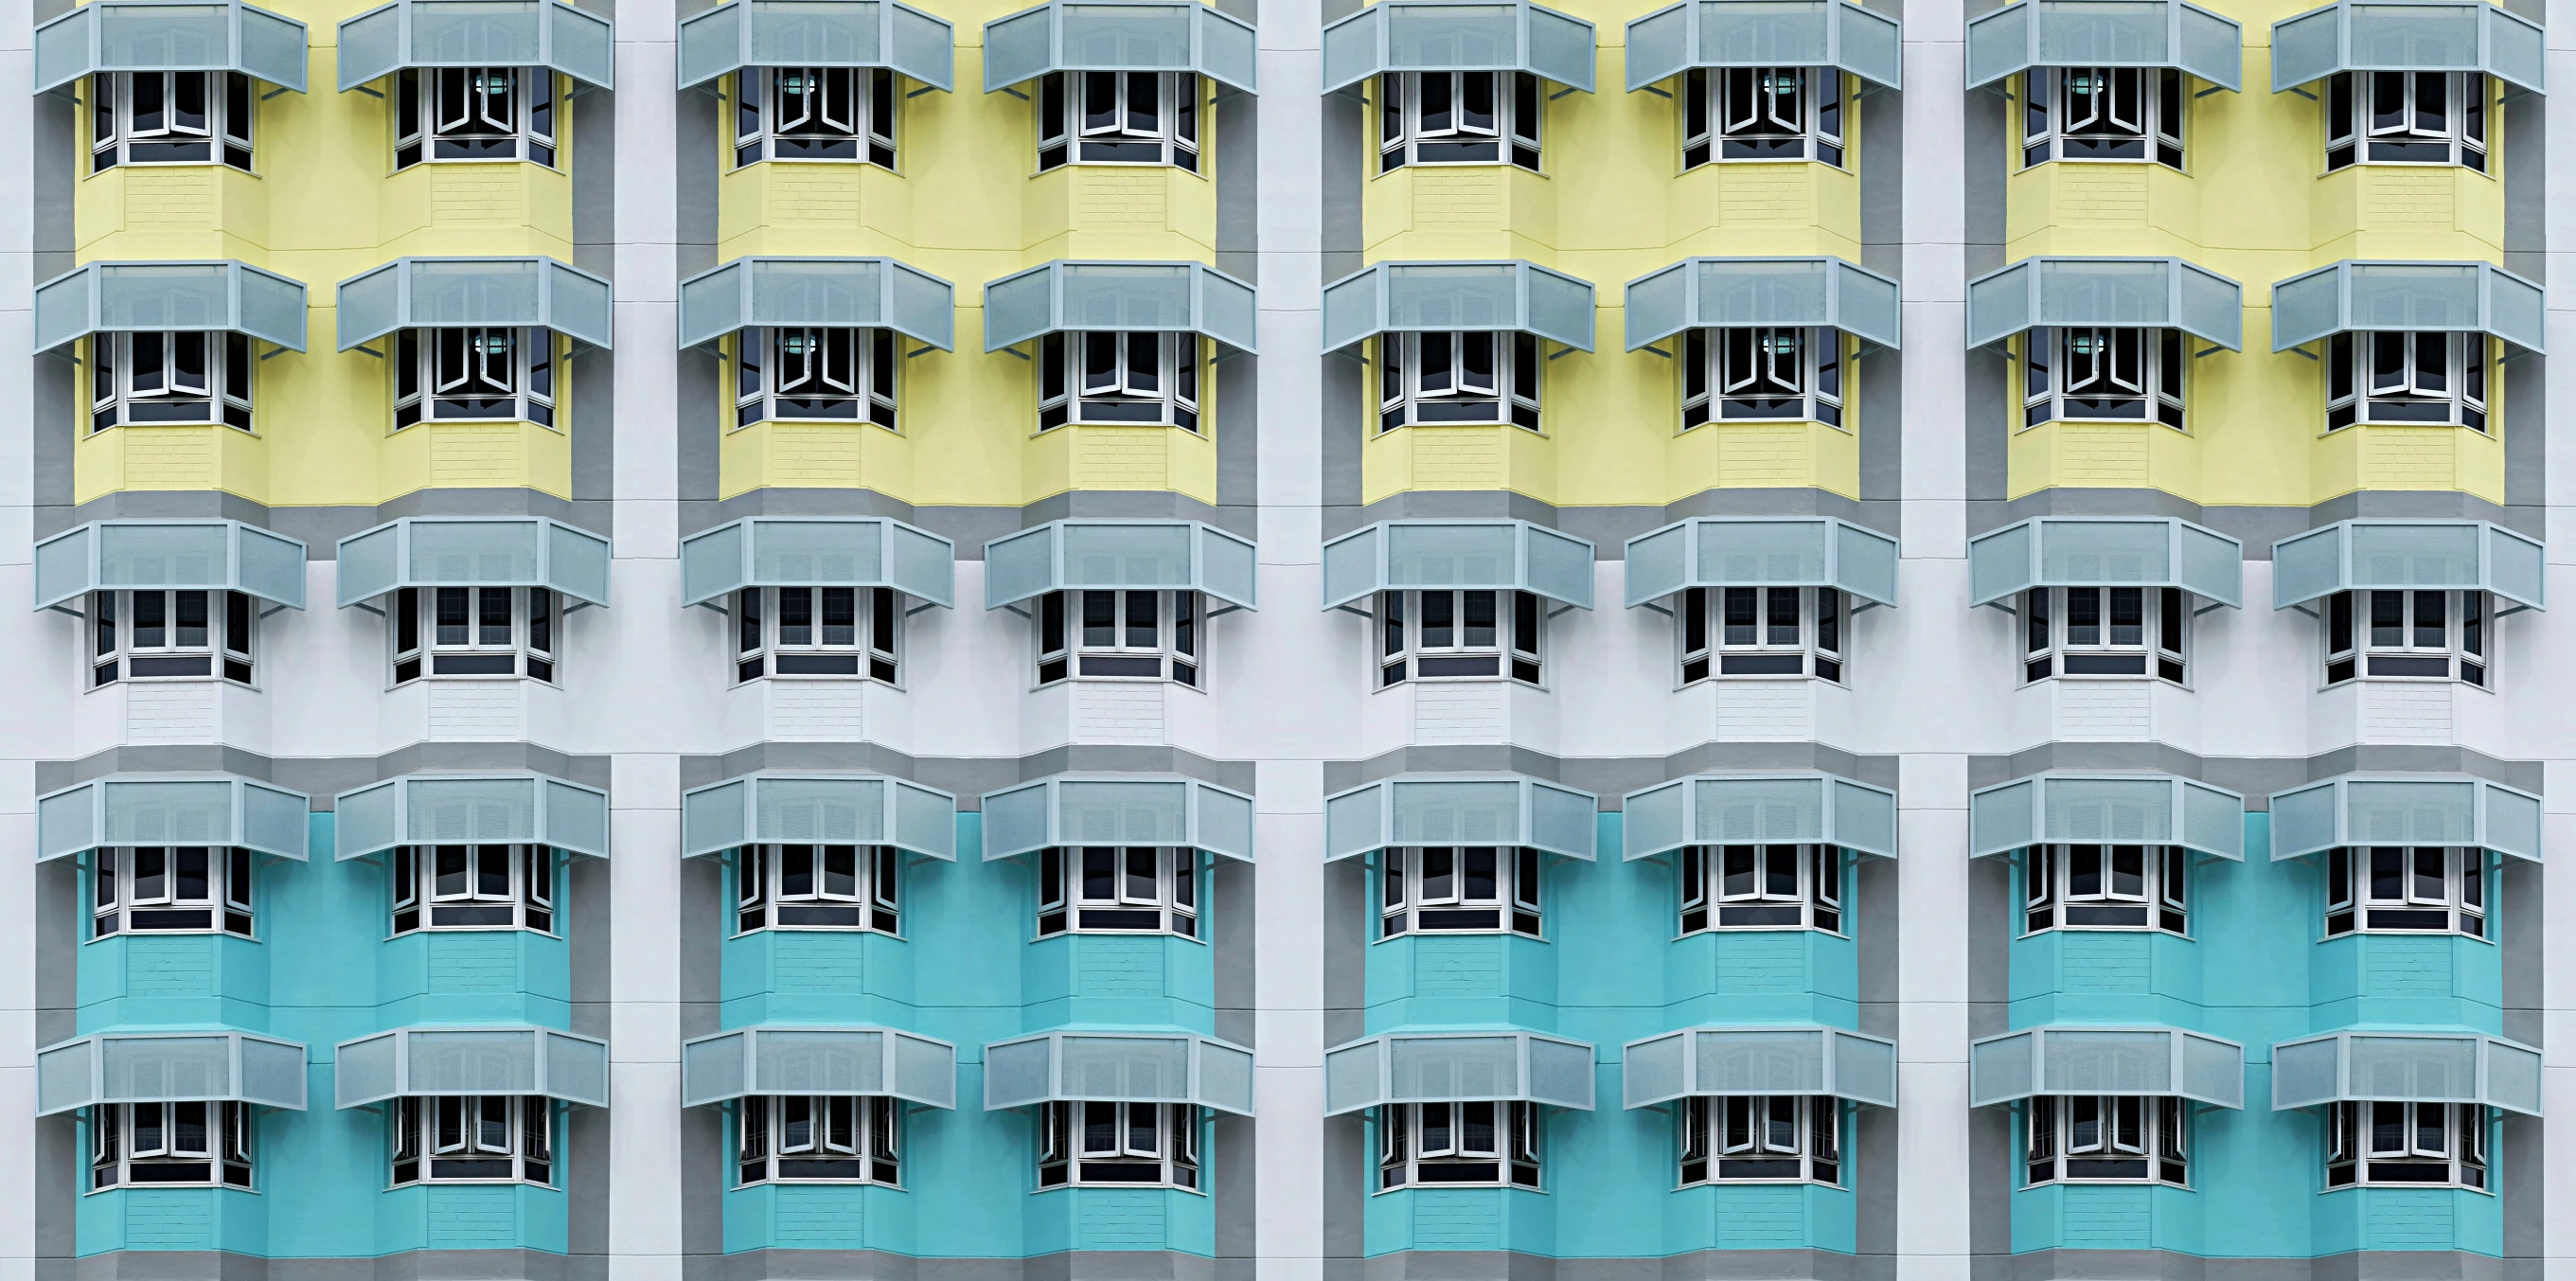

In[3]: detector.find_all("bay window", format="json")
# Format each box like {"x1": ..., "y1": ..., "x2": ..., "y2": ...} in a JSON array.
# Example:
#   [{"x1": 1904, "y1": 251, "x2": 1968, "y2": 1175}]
[
  {"x1": 2025, "y1": 1094, "x2": 2188, "y2": 1185},
  {"x1": 737, "y1": 1095, "x2": 899, "y2": 1184},
  {"x1": 391, "y1": 1095, "x2": 553, "y2": 1185},
  {"x1": 731, "y1": 586, "x2": 901, "y2": 683},
  {"x1": 2325, "y1": 71, "x2": 2486, "y2": 171},
  {"x1": 2326, "y1": 1102, "x2": 2488, "y2": 1189},
  {"x1": 388, "y1": 844, "x2": 557, "y2": 935},
  {"x1": 2320, "y1": 589, "x2": 2489, "y2": 686},
  {"x1": 2021, "y1": 67, "x2": 2183, "y2": 169},
  {"x1": 1038, "y1": 71, "x2": 1200, "y2": 171},
  {"x1": 2322, "y1": 845, "x2": 2486, "y2": 938},
  {"x1": 91, "y1": 846, "x2": 257, "y2": 938},
  {"x1": 87, "y1": 589, "x2": 258, "y2": 687},
  {"x1": 90, "y1": 1102, "x2": 253, "y2": 1189},
  {"x1": 1681, "y1": 66, "x2": 1843, "y2": 168},
  {"x1": 1679, "y1": 1095, "x2": 1840, "y2": 1185},
  {"x1": 1375, "y1": 589, "x2": 1543, "y2": 686},
  {"x1": 735, "y1": 844, "x2": 901, "y2": 934},
  {"x1": 1035, "y1": 845, "x2": 1199, "y2": 938},
  {"x1": 1378, "y1": 1102, "x2": 1541, "y2": 1189},
  {"x1": 1038, "y1": 331, "x2": 1199, "y2": 431},
  {"x1": 1378, "y1": 71, "x2": 1540, "y2": 171},
  {"x1": 1380, "y1": 846, "x2": 1543, "y2": 937},
  {"x1": 1677, "y1": 844, "x2": 1841, "y2": 934},
  {"x1": 2022, "y1": 326, "x2": 2187, "y2": 430},
  {"x1": 389, "y1": 586, "x2": 558, "y2": 685},
  {"x1": 1039, "y1": 1101, "x2": 1200, "y2": 1188},
  {"x1": 89, "y1": 331, "x2": 255, "y2": 432},
  {"x1": 1678, "y1": 586, "x2": 1843, "y2": 683},
  {"x1": 90, "y1": 71, "x2": 253, "y2": 171},
  {"x1": 1681, "y1": 326, "x2": 1844, "y2": 427},
  {"x1": 1034, "y1": 589, "x2": 1202, "y2": 685},
  {"x1": 2022, "y1": 844, "x2": 2189, "y2": 935},
  {"x1": 1378, "y1": 330, "x2": 1541, "y2": 432},
  {"x1": 395, "y1": 327, "x2": 557, "y2": 428},
  {"x1": 736, "y1": 327, "x2": 898, "y2": 429},
  {"x1": 2325, "y1": 331, "x2": 2488, "y2": 432},
  {"x1": 396, "y1": 67, "x2": 557, "y2": 169},
  {"x1": 2019, "y1": 586, "x2": 2189, "y2": 684},
  {"x1": 734, "y1": 66, "x2": 896, "y2": 168}
]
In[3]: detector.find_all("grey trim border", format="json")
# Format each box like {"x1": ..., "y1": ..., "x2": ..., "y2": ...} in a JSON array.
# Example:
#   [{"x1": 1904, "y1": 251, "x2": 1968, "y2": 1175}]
[
  {"x1": 1976, "y1": 1250, "x2": 2508, "y2": 1281},
  {"x1": 56, "y1": 1249, "x2": 600, "y2": 1281}
]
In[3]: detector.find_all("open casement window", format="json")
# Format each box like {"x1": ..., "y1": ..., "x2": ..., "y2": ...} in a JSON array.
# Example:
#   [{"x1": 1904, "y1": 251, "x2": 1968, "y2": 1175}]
[
  {"x1": 1679, "y1": 586, "x2": 1845, "y2": 684},
  {"x1": 1034, "y1": 589, "x2": 1203, "y2": 685},
  {"x1": 90, "y1": 1101, "x2": 254, "y2": 1190},
  {"x1": 91, "y1": 845, "x2": 258, "y2": 939},
  {"x1": 1379, "y1": 1101, "x2": 1541, "y2": 1190},
  {"x1": 734, "y1": 844, "x2": 902, "y2": 934},
  {"x1": 388, "y1": 586, "x2": 559, "y2": 685},
  {"x1": 2020, "y1": 67, "x2": 2183, "y2": 169},
  {"x1": 734, "y1": 327, "x2": 898, "y2": 429},
  {"x1": 1677, "y1": 844, "x2": 1843, "y2": 934},
  {"x1": 734, "y1": 66, "x2": 897, "y2": 168},
  {"x1": 2327, "y1": 1102, "x2": 2489, "y2": 1190},
  {"x1": 87, "y1": 589, "x2": 258, "y2": 687},
  {"x1": 1038, "y1": 330, "x2": 1201, "y2": 431},
  {"x1": 2022, "y1": 326, "x2": 2187, "y2": 429},
  {"x1": 394, "y1": 327, "x2": 559, "y2": 428},
  {"x1": 394, "y1": 66, "x2": 558, "y2": 169},
  {"x1": 2024, "y1": 1095, "x2": 2188, "y2": 1186},
  {"x1": 88, "y1": 331, "x2": 256, "y2": 433},
  {"x1": 391, "y1": 1095, "x2": 554, "y2": 1186},
  {"x1": 2019, "y1": 586, "x2": 2190, "y2": 684},
  {"x1": 2320, "y1": 589, "x2": 2491, "y2": 686},
  {"x1": 1378, "y1": 71, "x2": 1540, "y2": 171},
  {"x1": 2325, "y1": 72, "x2": 2486, "y2": 172},
  {"x1": 1681, "y1": 67, "x2": 1843, "y2": 169},
  {"x1": 89, "y1": 71, "x2": 254, "y2": 172},
  {"x1": 1378, "y1": 330, "x2": 1542, "y2": 432},
  {"x1": 732, "y1": 586, "x2": 902, "y2": 683},
  {"x1": 2326, "y1": 331, "x2": 2489, "y2": 432},
  {"x1": 2022, "y1": 845, "x2": 2190, "y2": 935},
  {"x1": 736, "y1": 1095, "x2": 899, "y2": 1185},
  {"x1": 2323, "y1": 845, "x2": 2488, "y2": 939},
  {"x1": 389, "y1": 844, "x2": 558, "y2": 935},
  {"x1": 1038, "y1": 1101, "x2": 1201, "y2": 1189},
  {"x1": 1679, "y1": 1095, "x2": 1841, "y2": 1186},
  {"x1": 1682, "y1": 327, "x2": 1846, "y2": 427},
  {"x1": 1380, "y1": 846, "x2": 1544, "y2": 938},
  {"x1": 1376, "y1": 589, "x2": 1544, "y2": 686},
  {"x1": 1035, "y1": 845, "x2": 1200, "y2": 938},
  {"x1": 1038, "y1": 71, "x2": 1201, "y2": 171}
]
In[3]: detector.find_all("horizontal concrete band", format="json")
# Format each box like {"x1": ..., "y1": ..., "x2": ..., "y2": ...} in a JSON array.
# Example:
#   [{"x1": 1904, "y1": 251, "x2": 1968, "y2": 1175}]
[
  {"x1": 57, "y1": 1252, "x2": 1248, "y2": 1281},
  {"x1": 1341, "y1": 1252, "x2": 2509, "y2": 1281},
  {"x1": 1982, "y1": 1250, "x2": 2512, "y2": 1281}
]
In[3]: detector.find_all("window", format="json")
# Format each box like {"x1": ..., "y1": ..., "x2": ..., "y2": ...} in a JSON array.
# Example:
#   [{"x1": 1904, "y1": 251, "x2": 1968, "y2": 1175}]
[
  {"x1": 1038, "y1": 71, "x2": 1200, "y2": 171},
  {"x1": 391, "y1": 1095, "x2": 553, "y2": 1185},
  {"x1": 2021, "y1": 67, "x2": 2183, "y2": 169},
  {"x1": 394, "y1": 327, "x2": 557, "y2": 428},
  {"x1": 1035, "y1": 846, "x2": 1199, "y2": 938},
  {"x1": 1039, "y1": 1101, "x2": 1201, "y2": 1188},
  {"x1": 1378, "y1": 71, "x2": 1539, "y2": 171},
  {"x1": 90, "y1": 1102, "x2": 253, "y2": 1190},
  {"x1": 2022, "y1": 845, "x2": 2189, "y2": 935},
  {"x1": 1378, "y1": 331, "x2": 1542, "y2": 432},
  {"x1": 737, "y1": 1095, "x2": 899, "y2": 1184},
  {"x1": 1038, "y1": 331, "x2": 1201, "y2": 431},
  {"x1": 1375, "y1": 589, "x2": 1543, "y2": 686},
  {"x1": 1678, "y1": 586, "x2": 1845, "y2": 684},
  {"x1": 91, "y1": 846, "x2": 257, "y2": 939},
  {"x1": 1681, "y1": 66, "x2": 1843, "y2": 169},
  {"x1": 735, "y1": 327, "x2": 898, "y2": 429},
  {"x1": 2325, "y1": 331, "x2": 2488, "y2": 432},
  {"x1": 1681, "y1": 327, "x2": 1844, "y2": 428},
  {"x1": 89, "y1": 71, "x2": 253, "y2": 171},
  {"x1": 2022, "y1": 327, "x2": 2187, "y2": 430},
  {"x1": 2320, "y1": 589, "x2": 2490, "y2": 686},
  {"x1": 388, "y1": 845, "x2": 557, "y2": 935},
  {"x1": 1677, "y1": 844, "x2": 1842, "y2": 934},
  {"x1": 1378, "y1": 1102, "x2": 1540, "y2": 1189},
  {"x1": 735, "y1": 844, "x2": 901, "y2": 934},
  {"x1": 395, "y1": 67, "x2": 557, "y2": 169},
  {"x1": 1034, "y1": 589, "x2": 1202, "y2": 685},
  {"x1": 86, "y1": 589, "x2": 258, "y2": 688},
  {"x1": 1679, "y1": 1095, "x2": 1840, "y2": 1185},
  {"x1": 2019, "y1": 586, "x2": 2189, "y2": 684},
  {"x1": 733, "y1": 66, "x2": 896, "y2": 168},
  {"x1": 2325, "y1": 71, "x2": 2486, "y2": 171},
  {"x1": 2323, "y1": 846, "x2": 2487, "y2": 938},
  {"x1": 88, "y1": 332, "x2": 255, "y2": 432},
  {"x1": 732, "y1": 587, "x2": 901, "y2": 683},
  {"x1": 1380, "y1": 846, "x2": 1543, "y2": 937},
  {"x1": 389, "y1": 586, "x2": 559, "y2": 685},
  {"x1": 2025, "y1": 1095, "x2": 2188, "y2": 1186},
  {"x1": 2327, "y1": 1102, "x2": 2488, "y2": 1189}
]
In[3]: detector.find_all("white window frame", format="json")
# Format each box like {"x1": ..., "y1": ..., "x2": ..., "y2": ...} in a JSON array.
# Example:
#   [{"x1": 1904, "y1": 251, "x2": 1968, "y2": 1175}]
[
  {"x1": 1377, "y1": 70, "x2": 1540, "y2": 172},
  {"x1": 394, "y1": 326, "x2": 559, "y2": 429},
  {"x1": 88, "y1": 331, "x2": 256, "y2": 433},
  {"x1": 734, "y1": 326, "x2": 898, "y2": 430},
  {"x1": 1037, "y1": 330, "x2": 1201, "y2": 432},
  {"x1": 2021, "y1": 66, "x2": 2184, "y2": 169},
  {"x1": 391, "y1": 1094, "x2": 555, "y2": 1186},
  {"x1": 1679, "y1": 1094, "x2": 1842, "y2": 1186},
  {"x1": 731, "y1": 586, "x2": 903, "y2": 685},
  {"x1": 396, "y1": 66, "x2": 558, "y2": 169},
  {"x1": 89, "y1": 70, "x2": 253, "y2": 172},
  {"x1": 2325, "y1": 331, "x2": 2489, "y2": 433},
  {"x1": 733, "y1": 66, "x2": 897, "y2": 169},
  {"x1": 1677, "y1": 843, "x2": 1843, "y2": 935},
  {"x1": 1379, "y1": 845, "x2": 1545, "y2": 938},
  {"x1": 2322, "y1": 845, "x2": 2489, "y2": 940},
  {"x1": 1678, "y1": 586, "x2": 1846, "y2": 685},
  {"x1": 733, "y1": 843, "x2": 902, "y2": 934},
  {"x1": 86, "y1": 588, "x2": 258, "y2": 688},
  {"x1": 1377, "y1": 330, "x2": 1542, "y2": 432},
  {"x1": 1681, "y1": 326, "x2": 1846, "y2": 428},
  {"x1": 1038, "y1": 1101, "x2": 1202, "y2": 1190},
  {"x1": 2326, "y1": 1101, "x2": 2490, "y2": 1191},
  {"x1": 1035, "y1": 845, "x2": 1201, "y2": 939},
  {"x1": 2022, "y1": 326, "x2": 2187, "y2": 431},
  {"x1": 389, "y1": 843, "x2": 558, "y2": 936},
  {"x1": 89, "y1": 1101, "x2": 254, "y2": 1191},
  {"x1": 2024, "y1": 1094, "x2": 2189, "y2": 1186},
  {"x1": 1038, "y1": 70, "x2": 1201, "y2": 172},
  {"x1": 736, "y1": 1094, "x2": 901, "y2": 1185},
  {"x1": 2021, "y1": 843, "x2": 2190, "y2": 936},
  {"x1": 2325, "y1": 71, "x2": 2487, "y2": 172},
  {"x1": 1377, "y1": 1101, "x2": 1541, "y2": 1190},
  {"x1": 2319, "y1": 588, "x2": 2491, "y2": 688},
  {"x1": 1034, "y1": 588, "x2": 1204, "y2": 687},
  {"x1": 2018, "y1": 585, "x2": 2190, "y2": 685},
  {"x1": 389, "y1": 585, "x2": 560, "y2": 685},
  {"x1": 1680, "y1": 66, "x2": 1844, "y2": 169},
  {"x1": 1374, "y1": 588, "x2": 1544, "y2": 687},
  {"x1": 91, "y1": 845, "x2": 258, "y2": 940}
]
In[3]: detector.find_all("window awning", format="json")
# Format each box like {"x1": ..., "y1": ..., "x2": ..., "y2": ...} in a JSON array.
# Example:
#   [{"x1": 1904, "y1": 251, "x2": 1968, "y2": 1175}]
[
  {"x1": 335, "y1": 1025, "x2": 609, "y2": 1109},
  {"x1": 1624, "y1": 0, "x2": 1900, "y2": 94},
  {"x1": 35, "y1": 0, "x2": 309, "y2": 95},
  {"x1": 1323, "y1": 259, "x2": 1595, "y2": 353},
  {"x1": 682, "y1": 1024, "x2": 958, "y2": 1108},
  {"x1": 1622, "y1": 516, "x2": 1897, "y2": 610},
  {"x1": 38, "y1": 1030, "x2": 309, "y2": 1116},
  {"x1": 983, "y1": 259, "x2": 1256, "y2": 354},
  {"x1": 1624, "y1": 256, "x2": 1900, "y2": 354},
  {"x1": 682, "y1": 774, "x2": 958, "y2": 861},
  {"x1": 2270, "y1": 519, "x2": 2543, "y2": 613},
  {"x1": 2271, "y1": 260, "x2": 2544, "y2": 355},
  {"x1": 985, "y1": 0, "x2": 1256, "y2": 94},
  {"x1": 1322, "y1": 0, "x2": 1594, "y2": 94},
  {"x1": 336, "y1": 0, "x2": 614, "y2": 93},
  {"x1": 677, "y1": 0, "x2": 955, "y2": 91},
  {"x1": 985, "y1": 519, "x2": 1257, "y2": 612},
  {"x1": 980, "y1": 775, "x2": 1254, "y2": 863},
  {"x1": 985, "y1": 1030, "x2": 1254, "y2": 1115},
  {"x1": 1324, "y1": 774, "x2": 1597, "y2": 863},
  {"x1": 2268, "y1": 774, "x2": 2541, "y2": 863},
  {"x1": 1967, "y1": 516, "x2": 2243, "y2": 609},
  {"x1": 1622, "y1": 1025, "x2": 1896, "y2": 1110},
  {"x1": 681, "y1": 516, "x2": 956, "y2": 610},
  {"x1": 1967, "y1": 256, "x2": 2243, "y2": 351},
  {"x1": 36, "y1": 260, "x2": 308, "y2": 354},
  {"x1": 2273, "y1": 1031, "x2": 2540, "y2": 1115},
  {"x1": 36, "y1": 519, "x2": 308, "y2": 613},
  {"x1": 1970, "y1": 1025, "x2": 2244, "y2": 1108},
  {"x1": 336, "y1": 256, "x2": 614, "y2": 353},
  {"x1": 1964, "y1": 0, "x2": 2243, "y2": 92},
  {"x1": 1324, "y1": 1029, "x2": 1595, "y2": 1115},
  {"x1": 677, "y1": 256, "x2": 956, "y2": 352},
  {"x1": 333, "y1": 774, "x2": 611, "y2": 861},
  {"x1": 1620, "y1": 774, "x2": 1895, "y2": 862},
  {"x1": 1324, "y1": 519, "x2": 1595, "y2": 612},
  {"x1": 38, "y1": 774, "x2": 311, "y2": 863},
  {"x1": 336, "y1": 516, "x2": 612, "y2": 610},
  {"x1": 2270, "y1": 0, "x2": 2542, "y2": 95},
  {"x1": 1968, "y1": 773, "x2": 2246, "y2": 861}
]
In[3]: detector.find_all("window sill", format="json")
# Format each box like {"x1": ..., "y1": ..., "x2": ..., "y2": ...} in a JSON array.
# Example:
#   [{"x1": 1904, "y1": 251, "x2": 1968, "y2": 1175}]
[
  {"x1": 85, "y1": 420, "x2": 258, "y2": 437},
  {"x1": 1032, "y1": 419, "x2": 1205, "y2": 437},
  {"x1": 1676, "y1": 1177, "x2": 1840, "y2": 1189},
  {"x1": 2318, "y1": 929, "x2": 2493, "y2": 945},
  {"x1": 87, "y1": 676, "x2": 259, "y2": 692},
  {"x1": 1675, "y1": 926, "x2": 1845, "y2": 942},
  {"x1": 2025, "y1": 1178, "x2": 2189, "y2": 1190},
  {"x1": 2015, "y1": 417, "x2": 2187, "y2": 436},
  {"x1": 1677, "y1": 417, "x2": 1848, "y2": 437},
  {"x1": 1372, "y1": 1181, "x2": 1543, "y2": 1196},
  {"x1": 1033, "y1": 928, "x2": 1208, "y2": 946},
  {"x1": 84, "y1": 1182, "x2": 257, "y2": 1196},
  {"x1": 1373, "y1": 928, "x2": 1547, "y2": 945},
  {"x1": 1374, "y1": 160, "x2": 1548, "y2": 179},
  {"x1": 2320, "y1": 676, "x2": 2489, "y2": 693},
  {"x1": 1377, "y1": 419, "x2": 1546, "y2": 438},
  {"x1": 733, "y1": 416, "x2": 900, "y2": 436},
  {"x1": 1035, "y1": 1181, "x2": 1208, "y2": 1196},
  {"x1": 2318, "y1": 1180, "x2": 2493, "y2": 1196},
  {"x1": 85, "y1": 929, "x2": 259, "y2": 945},
  {"x1": 1034, "y1": 676, "x2": 1205, "y2": 693},
  {"x1": 1375, "y1": 676, "x2": 1546, "y2": 692},
  {"x1": 2018, "y1": 926, "x2": 2191, "y2": 941},
  {"x1": 392, "y1": 416, "x2": 563, "y2": 436}
]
